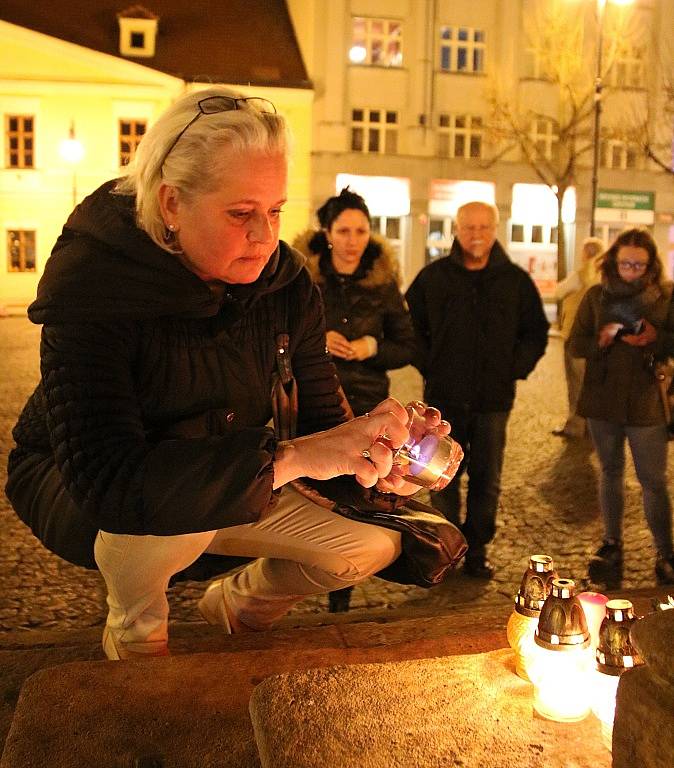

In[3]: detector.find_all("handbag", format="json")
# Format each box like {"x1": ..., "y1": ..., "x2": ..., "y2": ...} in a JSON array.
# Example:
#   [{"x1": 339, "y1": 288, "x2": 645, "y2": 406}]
[
  {"x1": 651, "y1": 355, "x2": 674, "y2": 439},
  {"x1": 271, "y1": 330, "x2": 468, "y2": 588}
]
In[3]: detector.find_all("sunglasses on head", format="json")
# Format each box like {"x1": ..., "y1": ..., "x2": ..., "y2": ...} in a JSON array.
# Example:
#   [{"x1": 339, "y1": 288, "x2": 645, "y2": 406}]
[{"x1": 160, "y1": 96, "x2": 277, "y2": 173}]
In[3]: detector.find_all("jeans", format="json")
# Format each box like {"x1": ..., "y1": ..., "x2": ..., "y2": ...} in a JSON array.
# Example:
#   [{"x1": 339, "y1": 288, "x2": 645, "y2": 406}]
[
  {"x1": 587, "y1": 418, "x2": 673, "y2": 558},
  {"x1": 429, "y1": 407, "x2": 510, "y2": 559}
]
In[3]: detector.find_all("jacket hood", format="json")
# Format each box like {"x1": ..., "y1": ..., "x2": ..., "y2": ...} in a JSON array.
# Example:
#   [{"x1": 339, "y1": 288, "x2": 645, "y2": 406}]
[
  {"x1": 447, "y1": 237, "x2": 511, "y2": 272},
  {"x1": 292, "y1": 228, "x2": 401, "y2": 289},
  {"x1": 29, "y1": 180, "x2": 304, "y2": 324}
]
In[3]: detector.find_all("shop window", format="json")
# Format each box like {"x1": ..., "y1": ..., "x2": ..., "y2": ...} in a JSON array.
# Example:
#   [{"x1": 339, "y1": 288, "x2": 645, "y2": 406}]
[
  {"x1": 350, "y1": 17, "x2": 403, "y2": 67},
  {"x1": 119, "y1": 119, "x2": 146, "y2": 167},
  {"x1": 439, "y1": 26, "x2": 485, "y2": 74},
  {"x1": 351, "y1": 109, "x2": 398, "y2": 154},
  {"x1": 7, "y1": 229, "x2": 36, "y2": 272},
  {"x1": 510, "y1": 223, "x2": 525, "y2": 243},
  {"x1": 426, "y1": 216, "x2": 454, "y2": 261},
  {"x1": 437, "y1": 114, "x2": 482, "y2": 158},
  {"x1": 5, "y1": 115, "x2": 34, "y2": 169},
  {"x1": 509, "y1": 222, "x2": 557, "y2": 247}
]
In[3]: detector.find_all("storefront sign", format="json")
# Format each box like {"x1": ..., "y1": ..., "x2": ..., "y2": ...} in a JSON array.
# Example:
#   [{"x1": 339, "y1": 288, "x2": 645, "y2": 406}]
[{"x1": 596, "y1": 189, "x2": 655, "y2": 225}]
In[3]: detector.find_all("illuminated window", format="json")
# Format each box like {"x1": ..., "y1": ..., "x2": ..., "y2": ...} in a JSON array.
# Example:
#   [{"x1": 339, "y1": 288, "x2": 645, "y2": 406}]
[
  {"x1": 437, "y1": 114, "x2": 483, "y2": 158},
  {"x1": 350, "y1": 17, "x2": 402, "y2": 67},
  {"x1": 601, "y1": 138, "x2": 640, "y2": 170},
  {"x1": 439, "y1": 26, "x2": 485, "y2": 73},
  {"x1": 351, "y1": 109, "x2": 398, "y2": 154},
  {"x1": 5, "y1": 115, "x2": 34, "y2": 168},
  {"x1": 529, "y1": 118, "x2": 558, "y2": 161},
  {"x1": 119, "y1": 119, "x2": 146, "y2": 166},
  {"x1": 7, "y1": 230, "x2": 36, "y2": 272}
]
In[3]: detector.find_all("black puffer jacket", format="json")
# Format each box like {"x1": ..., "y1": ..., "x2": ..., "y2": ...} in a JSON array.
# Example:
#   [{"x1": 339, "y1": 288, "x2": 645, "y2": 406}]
[
  {"x1": 6, "y1": 181, "x2": 347, "y2": 568},
  {"x1": 405, "y1": 239, "x2": 549, "y2": 413},
  {"x1": 294, "y1": 230, "x2": 415, "y2": 416}
]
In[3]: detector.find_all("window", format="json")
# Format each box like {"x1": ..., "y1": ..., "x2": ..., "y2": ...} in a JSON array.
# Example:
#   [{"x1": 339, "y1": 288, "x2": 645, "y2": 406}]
[
  {"x1": 437, "y1": 114, "x2": 483, "y2": 158},
  {"x1": 439, "y1": 26, "x2": 485, "y2": 73},
  {"x1": 606, "y1": 41, "x2": 645, "y2": 89},
  {"x1": 119, "y1": 119, "x2": 146, "y2": 166},
  {"x1": 523, "y1": 47, "x2": 553, "y2": 80},
  {"x1": 130, "y1": 31, "x2": 145, "y2": 49},
  {"x1": 529, "y1": 118, "x2": 558, "y2": 161},
  {"x1": 351, "y1": 109, "x2": 398, "y2": 154},
  {"x1": 350, "y1": 17, "x2": 402, "y2": 67},
  {"x1": 7, "y1": 230, "x2": 36, "y2": 272},
  {"x1": 6, "y1": 115, "x2": 34, "y2": 168},
  {"x1": 601, "y1": 138, "x2": 639, "y2": 170}
]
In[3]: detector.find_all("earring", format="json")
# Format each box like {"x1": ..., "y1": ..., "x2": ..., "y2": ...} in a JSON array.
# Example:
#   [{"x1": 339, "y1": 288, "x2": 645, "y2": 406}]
[
  {"x1": 327, "y1": 241, "x2": 333, "y2": 250},
  {"x1": 163, "y1": 223, "x2": 178, "y2": 244},
  {"x1": 168, "y1": 223, "x2": 177, "y2": 232}
]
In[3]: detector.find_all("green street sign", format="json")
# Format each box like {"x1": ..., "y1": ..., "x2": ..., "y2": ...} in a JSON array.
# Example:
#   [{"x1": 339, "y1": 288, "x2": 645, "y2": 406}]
[{"x1": 596, "y1": 189, "x2": 655, "y2": 211}]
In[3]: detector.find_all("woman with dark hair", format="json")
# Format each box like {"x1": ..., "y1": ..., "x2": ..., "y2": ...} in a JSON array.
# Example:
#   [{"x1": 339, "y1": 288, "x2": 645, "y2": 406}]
[
  {"x1": 569, "y1": 228, "x2": 674, "y2": 586},
  {"x1": 293, "y1": 188, "x2": 415, "y2": 610}
]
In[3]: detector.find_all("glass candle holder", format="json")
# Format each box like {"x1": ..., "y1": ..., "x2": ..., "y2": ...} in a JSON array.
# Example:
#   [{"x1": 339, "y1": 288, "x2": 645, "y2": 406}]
[
  {"x1": 530, "y1": 578, "x2": 593, "y2": 722},
  {"x1": 388, "y1": 404, "x2": 463, "y2": 490},
  {"x1": 578, "y1": 591, "x2": 609, "y2": 652},
  {"x1": 592, "y1": 599, "x2": 643, "y2": 752},
  {"x1": 507, "y1": 554, "x2": 557, "y2": 681}
]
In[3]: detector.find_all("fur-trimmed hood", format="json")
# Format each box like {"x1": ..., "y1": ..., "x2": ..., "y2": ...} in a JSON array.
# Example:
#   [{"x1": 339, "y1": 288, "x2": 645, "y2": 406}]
[{"x1": 292, "y1": 229, "x2": 401, "y2": 289}]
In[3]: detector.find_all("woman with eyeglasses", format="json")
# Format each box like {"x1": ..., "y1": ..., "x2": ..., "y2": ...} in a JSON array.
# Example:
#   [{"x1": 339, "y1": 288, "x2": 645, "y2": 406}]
[
  {"x1": 293, "y1": 188, "x2": 415, "y2": 612},
  {"x1": 569, "y1": 228, "x2": 674, "y2": 586},
  {"x1": 5, "y1": 86, "x2": 448, "y2": 659}
]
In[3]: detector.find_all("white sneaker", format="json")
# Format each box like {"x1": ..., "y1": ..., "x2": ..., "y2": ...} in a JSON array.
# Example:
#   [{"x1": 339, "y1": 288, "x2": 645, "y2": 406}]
[
  {"x1": 102, "y1": 626, "x2": 169, "y2": 660},
  {"x1": 197, "y1": 578, "x2": 232, "y2": 633}
]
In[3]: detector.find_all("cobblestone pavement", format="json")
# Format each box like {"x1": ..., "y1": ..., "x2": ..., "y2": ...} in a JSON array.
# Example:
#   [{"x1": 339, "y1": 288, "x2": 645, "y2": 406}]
[{"x1": 1, "y1": 315, "x2": 671, "y2": 634}]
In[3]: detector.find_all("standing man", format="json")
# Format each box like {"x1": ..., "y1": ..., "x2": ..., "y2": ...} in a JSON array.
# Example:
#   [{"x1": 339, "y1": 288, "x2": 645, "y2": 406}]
[{"x1": 406, "y1": 201, "x2": 549, "y2": 579}]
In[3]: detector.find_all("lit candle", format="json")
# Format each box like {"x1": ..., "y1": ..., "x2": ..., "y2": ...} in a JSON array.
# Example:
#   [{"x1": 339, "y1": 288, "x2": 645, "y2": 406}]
[{"x1": 578, "y1": 591, "x2": 609, "y2": 651}]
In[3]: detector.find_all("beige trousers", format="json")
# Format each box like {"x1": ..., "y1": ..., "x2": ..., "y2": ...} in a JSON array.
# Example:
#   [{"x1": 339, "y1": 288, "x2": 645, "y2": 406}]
[{"x1": 94, "y1": 484, "x2": 401, "y2": 643}]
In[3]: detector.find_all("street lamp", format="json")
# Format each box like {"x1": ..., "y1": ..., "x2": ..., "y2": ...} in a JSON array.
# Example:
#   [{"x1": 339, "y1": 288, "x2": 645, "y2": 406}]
[
  {"x1": 589, "y1": 0, "x2": 634, "y2": 236},
  {"x1": 59, "y1": 121, "x2": 84, "y2": 207}
]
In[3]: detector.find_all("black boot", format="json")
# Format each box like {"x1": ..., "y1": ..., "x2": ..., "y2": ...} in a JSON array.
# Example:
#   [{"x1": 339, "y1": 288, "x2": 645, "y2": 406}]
[
  {"x1": 655, "y1": 554, "x2": 674, "y2": 585},
  {"x1": 588, "y1": 539, "x2": 623, "y2": 587},
  {"x1": 328, "y1": 587, "x2": 353, "y2": 613}
]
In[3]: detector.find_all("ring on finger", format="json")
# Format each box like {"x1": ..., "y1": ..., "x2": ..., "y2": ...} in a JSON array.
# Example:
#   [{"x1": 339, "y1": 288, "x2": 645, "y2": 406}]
[{"x1": 361, "y1": 449, "x2": 371, "y2": 459}]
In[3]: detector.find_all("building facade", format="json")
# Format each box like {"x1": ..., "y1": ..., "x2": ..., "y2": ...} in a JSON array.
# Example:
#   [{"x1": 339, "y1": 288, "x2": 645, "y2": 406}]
[
  {"x1": 0, "y1": 1, "x2": 312, "y2": 310},
  {"x1": 288, "y1": 0, "x2": 674, "y2": 298}
]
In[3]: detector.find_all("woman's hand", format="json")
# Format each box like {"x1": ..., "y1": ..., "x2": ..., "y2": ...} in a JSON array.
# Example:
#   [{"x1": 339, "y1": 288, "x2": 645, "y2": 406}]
[
  {"x1": 598, "y1": 323, "x2": 623, "y2": 348},
  {"x1": 378, "y1": 402, "x2": 452, "y2": 495},
  {"x1": 620, "y1": 319, "x2": 657, "y2": 347},
  {"x1": 348, "y1": 337, "x2": 374, "y2": 361},
  {"x1": 326, "y1": 330, "x2": 354, "y2": 360},
  {"x1": 273, "y1": 397, "x2": 410, "y2": 489}
]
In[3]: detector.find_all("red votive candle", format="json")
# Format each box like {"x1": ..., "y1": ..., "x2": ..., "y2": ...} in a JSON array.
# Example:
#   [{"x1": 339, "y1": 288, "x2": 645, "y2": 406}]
[{"x1": 578, "y1": 591, "x2": 609, "y2": 650}]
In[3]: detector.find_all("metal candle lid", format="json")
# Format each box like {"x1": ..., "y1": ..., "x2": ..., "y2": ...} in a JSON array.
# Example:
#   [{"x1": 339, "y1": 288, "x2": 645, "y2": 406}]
[
  {"x1": 596, "y1": 599, "x2": 644, "y2": 675},
  {"x1": 514, "y1": 554, "x2": 558, "y2": 617},
  {"x1": 535, "y1": 578, "x2": 590, "y2": 651}
]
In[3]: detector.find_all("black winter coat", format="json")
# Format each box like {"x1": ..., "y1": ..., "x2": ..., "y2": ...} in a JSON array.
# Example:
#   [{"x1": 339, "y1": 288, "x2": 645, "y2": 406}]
[
  {"x1": 405, "y1": 240, "x2": 549, "y2": 413},
  {"x1": 294, "y1": 230, "x2": 415, "y2": 416},
  {"x1": 6, "y1": 181, "x2": 347, "y2": 568}
]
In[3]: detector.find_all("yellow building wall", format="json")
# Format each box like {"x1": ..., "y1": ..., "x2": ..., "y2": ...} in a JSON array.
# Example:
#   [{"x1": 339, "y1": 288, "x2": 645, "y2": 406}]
[{"x1": 0, "y1": 22, "x2": 313, "y2": 311}]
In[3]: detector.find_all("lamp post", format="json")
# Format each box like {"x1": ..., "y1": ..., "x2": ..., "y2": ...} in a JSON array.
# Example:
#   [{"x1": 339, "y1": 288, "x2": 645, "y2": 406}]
[
  {"x1": 59, "y1": 121, "x2": 84, "y2": 208},
  {"x1": 589, "y1": 0, "x2": 634, "y2": 236}
]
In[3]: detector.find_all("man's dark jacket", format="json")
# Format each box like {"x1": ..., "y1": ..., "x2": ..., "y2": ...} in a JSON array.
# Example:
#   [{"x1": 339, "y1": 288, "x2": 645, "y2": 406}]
[
  {"x1": 405, "y1": 239, "x2": 549, "y2": 413},
  {"x1": 6, "y1": 181, "x2": 347, "y2": 569}
]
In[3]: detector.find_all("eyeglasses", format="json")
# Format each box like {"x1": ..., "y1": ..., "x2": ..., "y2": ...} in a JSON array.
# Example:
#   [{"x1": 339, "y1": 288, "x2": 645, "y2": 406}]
[
  {"x1": 160, "y1": 95, "x2": 277, "y2": 172},
  {"x1": 617, "y1": 260, "x2": 648, "y2": 272}
]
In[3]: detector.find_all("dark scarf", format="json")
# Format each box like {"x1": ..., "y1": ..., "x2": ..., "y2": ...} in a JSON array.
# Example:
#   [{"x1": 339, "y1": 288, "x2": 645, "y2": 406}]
[{"x1": 599, "y1": 272, "x2": 662, "y2": 330}]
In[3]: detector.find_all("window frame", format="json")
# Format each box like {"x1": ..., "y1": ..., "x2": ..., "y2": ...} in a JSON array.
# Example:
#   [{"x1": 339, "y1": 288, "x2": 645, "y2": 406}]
[
  {"x1": 350, "y1": 108, "x2": 398, "y2": 155},
  {"x1": 7, "y1": 229, "x2": 37, "y2": 272},
  {"x1": 350, "y1": 17, "x2": 403, "y2": 67},
  {"x1": 438, "y1": 25, "x2": 485, "y2": 74},
  {"x1": 5, "y1": 114, "x2": 35, "y2": 169},
  {"x1": 437, "y1": 113, "x2": 483, "y2": 158},
  {"x1": 118, "y1": 118, "x2": 147, "y2": 167}
]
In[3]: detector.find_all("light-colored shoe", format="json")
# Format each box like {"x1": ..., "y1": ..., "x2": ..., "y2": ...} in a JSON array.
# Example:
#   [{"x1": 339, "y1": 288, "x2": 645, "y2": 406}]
[
  {"x1": 197, "y1": 578, "x2": 232, "y2": 633},
  {"x1": 102, "y1": 626, "x2": 169, "y2": 661}
]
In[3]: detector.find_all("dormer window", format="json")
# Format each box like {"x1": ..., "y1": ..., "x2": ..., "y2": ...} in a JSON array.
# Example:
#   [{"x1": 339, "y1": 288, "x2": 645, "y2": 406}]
[{"x1": 117, "y1": 5, "x2": 158, "y2": 58}]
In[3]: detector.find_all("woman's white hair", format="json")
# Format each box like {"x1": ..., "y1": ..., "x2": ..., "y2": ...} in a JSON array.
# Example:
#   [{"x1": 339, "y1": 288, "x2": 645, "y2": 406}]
[{"x1": 116, "y1": 85, "x2": 289, "y2": 252}]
